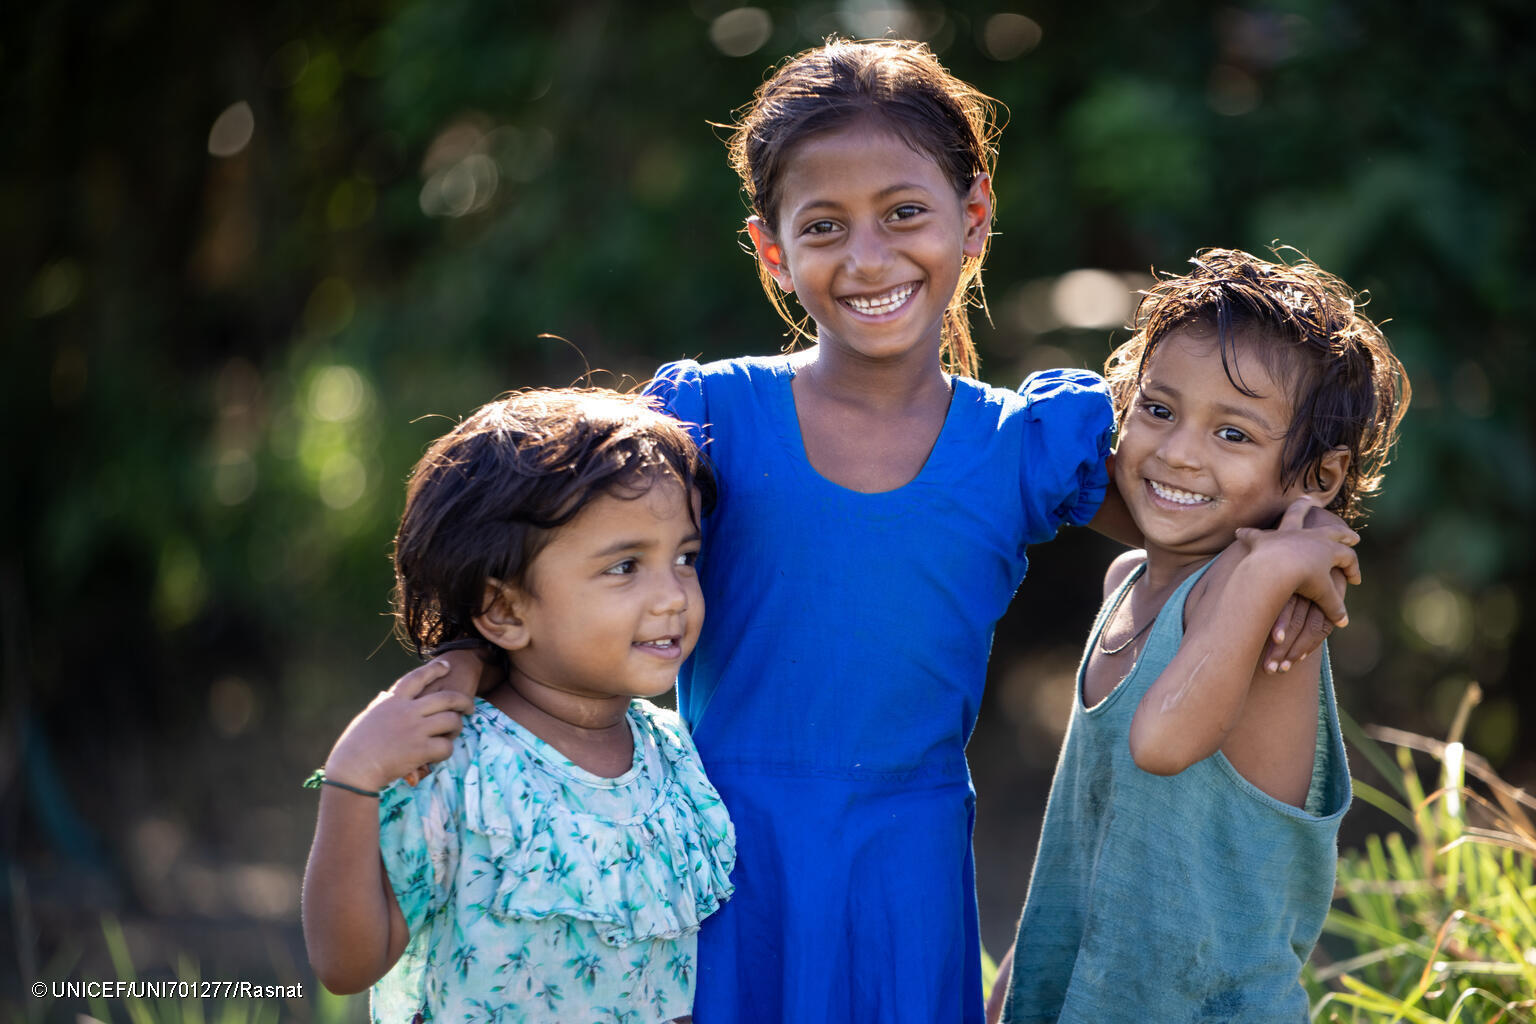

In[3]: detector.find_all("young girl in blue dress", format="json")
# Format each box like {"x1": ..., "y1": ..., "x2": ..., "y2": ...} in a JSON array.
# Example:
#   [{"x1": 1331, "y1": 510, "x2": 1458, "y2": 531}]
[
  {"x1": 995, "y1": 248, "x2": 1409, "y2": 1022},
  {"x1": 301, "y1": 389, "x2": 736, "y2": 1024},
  {"x1": 637, "y1": 39, "x2": 1120, "y2": 1023}
]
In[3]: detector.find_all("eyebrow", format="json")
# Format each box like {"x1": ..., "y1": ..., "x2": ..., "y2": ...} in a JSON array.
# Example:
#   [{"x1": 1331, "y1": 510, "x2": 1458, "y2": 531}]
[
  {"x1": 590, "y1": 530, "x2": 701, "y2": 559},
  {"x1": 791, "y1": 183, "x2": 937, "y2": 216},
  {"x1": 1143, "y1": 378, "x2": 1283, "y2": 435}
]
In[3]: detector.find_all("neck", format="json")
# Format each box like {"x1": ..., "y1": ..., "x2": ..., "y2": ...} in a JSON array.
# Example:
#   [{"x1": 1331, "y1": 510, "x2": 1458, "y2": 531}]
[
  {"x1": 491, "y1": 674, "x2": 632, "y2": 734},
  {"x1": 793, "y1": 342, "x2": 949, "y2": 412},
  {"x1": 1139, "y1": 547, "x2": 1218, "y2": 596}
]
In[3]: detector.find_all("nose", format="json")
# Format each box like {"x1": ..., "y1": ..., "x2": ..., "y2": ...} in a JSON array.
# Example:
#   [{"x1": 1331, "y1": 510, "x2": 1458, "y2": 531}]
[
  {"x1": 650, "y1": 567, "x2": 690, "y2": 616},
  {"x1": 844, "y1": 221, "x2": 893, "y2": 280},
  {"x1": 1157, "y1": 423, "x2": 1202, "y2": 471}
]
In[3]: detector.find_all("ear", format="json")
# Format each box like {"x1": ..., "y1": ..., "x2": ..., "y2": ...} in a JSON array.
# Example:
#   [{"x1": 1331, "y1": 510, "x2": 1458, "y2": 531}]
[
  {"x1": 961, "y1": 173, "x2": 993, "y2": 258},
  {"x1": 471, "y1": 578, "x2": 532, "y2": 652},
  {"x1": 746, "y1": 216, "x2": 793, "y2": 293},
  {"x1": 1303, "y1": 447, "x2": 1351, "y2": 507}
]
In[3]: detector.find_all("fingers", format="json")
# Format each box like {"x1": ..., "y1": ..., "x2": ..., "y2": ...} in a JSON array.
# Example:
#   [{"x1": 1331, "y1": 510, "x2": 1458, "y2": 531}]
[
  {"x1": 1278, "y1": 496, "x2": 1319, "y2": 531},
  {"x1": 434, "y1": 648, "x2": 491, "y2": 698},
  {"x1": 1262, "y1": 595, "x2": 1307, "y2": 671},
  {"x1": 1302, "y1": 503, "x2": 1350, "y2": 532},
  {"x1": 422, "y1": 709, "x2": 468, "y2": 738},
  {"x1": 390, "y1": 659, "x2": 451, "y2": 698},
  {"x1": 1335, "y1": 549, "x2": 1362, "y2": 587},
  {"x1": 1272, "y1": 612, "x2": 1333, "y2": 673},
  {"x1": 1271, "y1": 594, "x2": 1303, "y2": 645},
  {"x1": 416, "y1": 689, "x2": 477, "y2": 717}
]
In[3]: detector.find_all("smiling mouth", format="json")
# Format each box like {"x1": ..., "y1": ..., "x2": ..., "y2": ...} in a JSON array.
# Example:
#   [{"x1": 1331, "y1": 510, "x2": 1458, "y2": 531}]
[
  {"x1": 1148, "y1": 480, "x2": 1215, "y2": 506},
  {"x1": 634, "y1": 636, "x2": 683, "y2": 654},
  {"x1": 840, "y1": 282, "x2": 917, "y2": 316}
]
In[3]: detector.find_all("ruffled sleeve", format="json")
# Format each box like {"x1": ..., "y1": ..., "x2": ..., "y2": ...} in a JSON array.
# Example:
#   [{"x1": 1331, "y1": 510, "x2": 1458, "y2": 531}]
[
  {"x1": 378, "y1": 752, "x2": 464, "y2": 938},
  {"x1": 1017, "y1": 368, "x2": 1114, "y2": 547},
  {"x1": 461, "y1": 701, "x2": 735, "y2": 948},
  {"x1": 643, "y1": 359, "x2": 711, "y2": 452}
]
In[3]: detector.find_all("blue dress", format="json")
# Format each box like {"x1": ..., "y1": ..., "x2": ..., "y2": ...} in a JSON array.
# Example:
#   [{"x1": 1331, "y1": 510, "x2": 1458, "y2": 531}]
[{"x1": 646, "y1": 354, "x2": 1112, "y2": 1023}]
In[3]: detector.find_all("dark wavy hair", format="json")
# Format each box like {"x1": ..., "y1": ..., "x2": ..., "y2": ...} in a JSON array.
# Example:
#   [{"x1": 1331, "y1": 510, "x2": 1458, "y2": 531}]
[
  {"x1": 1105, "y1": 247, "x2": 1410, "y2": 522},
  {"x1": 725, "y1": 37, "x2": 1001, "y2": 378},
  {"x1": 391, "y1": 388, "x2": 715, "y2": 658}
]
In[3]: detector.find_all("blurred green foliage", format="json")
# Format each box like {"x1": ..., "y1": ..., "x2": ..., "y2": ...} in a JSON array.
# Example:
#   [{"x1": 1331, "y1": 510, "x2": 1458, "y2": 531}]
[{"x1": 2, "y1": 0, "x2": 1532, "y2": 1007}]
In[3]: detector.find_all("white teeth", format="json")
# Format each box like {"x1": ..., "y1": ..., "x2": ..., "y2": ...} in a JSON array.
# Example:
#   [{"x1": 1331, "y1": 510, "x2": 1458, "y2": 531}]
[
  {"x1": 843, "y1": 283, "x2": 915, "y2": 315},
  {"x1": 640, "y1": 639, "x2": 675, "y2": 648},
  {"x1": 1150, "y1": 481, "x2": 1213, "y2": 505}
]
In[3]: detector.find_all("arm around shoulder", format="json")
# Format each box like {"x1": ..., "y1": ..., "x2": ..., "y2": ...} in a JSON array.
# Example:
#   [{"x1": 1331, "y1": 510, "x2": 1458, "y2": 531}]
[
  {"x1": 1128, "y1": 508, "x2": 1357, "y2": 776},
  {"x1": 302, "y1": 661, "x2": 473, "y2": 992}
]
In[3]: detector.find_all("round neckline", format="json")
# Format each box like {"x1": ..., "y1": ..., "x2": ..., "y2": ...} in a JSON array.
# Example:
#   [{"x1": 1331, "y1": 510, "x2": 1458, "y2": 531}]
[
  {"x1": 773, "y1": 355, "x2": 969, "y2": 497},
  {"x1": 472, "y1": 697, "x2": 647, "y2": 787},
  {"x1": 1079, "y1": 560, "x2": 1215, "y2": 716}
]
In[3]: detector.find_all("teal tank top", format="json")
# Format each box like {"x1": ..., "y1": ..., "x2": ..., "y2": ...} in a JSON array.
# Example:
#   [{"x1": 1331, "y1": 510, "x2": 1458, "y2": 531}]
[{"x1": 1003, "y1": 561, "x2": 1350, "y2": 1023}]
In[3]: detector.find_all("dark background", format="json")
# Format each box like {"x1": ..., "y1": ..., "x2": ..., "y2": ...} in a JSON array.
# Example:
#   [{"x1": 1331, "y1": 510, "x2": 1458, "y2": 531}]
[{"x1": 4, "y1": 1, "x2": 1533, "y2": 1017}]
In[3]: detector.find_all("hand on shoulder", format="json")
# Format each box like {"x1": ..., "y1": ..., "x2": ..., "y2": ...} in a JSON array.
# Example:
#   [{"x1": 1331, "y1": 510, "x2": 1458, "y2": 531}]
[
  {"x1": 324, "y1": 660, "x2": 477, "y2": 793},
  {"x1": 1232, "y1": 497, "x2": 1359, "y2": 627}
]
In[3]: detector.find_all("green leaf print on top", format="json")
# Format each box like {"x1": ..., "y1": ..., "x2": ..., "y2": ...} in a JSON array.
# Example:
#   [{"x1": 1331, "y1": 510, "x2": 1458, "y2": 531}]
[{"x1": 369, "y1": 699, "x2": 735, "y2": 1024}]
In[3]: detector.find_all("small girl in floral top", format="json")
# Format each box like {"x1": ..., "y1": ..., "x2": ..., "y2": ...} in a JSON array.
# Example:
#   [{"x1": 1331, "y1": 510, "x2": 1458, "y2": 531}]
[{"x1": 302, "y1": 389, "x2": 736, "y2": 1024}]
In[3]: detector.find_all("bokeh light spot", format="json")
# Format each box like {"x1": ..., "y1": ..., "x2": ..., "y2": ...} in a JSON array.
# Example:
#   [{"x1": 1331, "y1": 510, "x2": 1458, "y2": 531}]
[
  {"x1": 420, "y1": 154, "x2": 499, "y2": 218},
  {"x1": 302, "y1": 277, "x2": 355, "y2": 336},
  {"x1": 709, "y1": 8, "x2": 773, "y2": 57},
  {"x1": 1207, "y1": 65, "x2": 1259, "y2": 116},
  {"x1": 213, "y1": 449, "x2": 258, "y2": 506},
  {"x1": 293, "y1": 49, "x2": 343, "y2": 111},
  {"x1": 981, "y1": 13, "x2": 1042, "y2": 60},
  {"x1": 309, "y1": 364, "x2": 366, "y2": 422},
  {"x1": 318, "y1": 451, "x2": 368, "y2": 510},
  {"x1": 326, "y1": 178, "x2": 377, "y2": 230},
  {"x1": 29, "y1": 259, "x2": 83, "y2": 317},
  {"x1": 154, "y1": 539, "x2": 208, "y2": 629},
  {"x1": 208, "y1": 101, "x2": 255, "y2": 157},
  {"x1": 1404, "y1": 576, "x2": 1474, "y2": 653},
  {"x1": 838, "y1": 0, "x2": 926, "y2": 40},
  {"x1": 1051, "y1": 269, "x2": 1134, "y2": 329},
  {"x1": 209, "y1": 676, "x2": 259, "y2": 736}
]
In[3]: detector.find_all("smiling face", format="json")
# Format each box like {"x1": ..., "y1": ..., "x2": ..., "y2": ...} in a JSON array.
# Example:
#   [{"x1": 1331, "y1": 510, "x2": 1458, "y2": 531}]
[
  {"x1": 498, "y1": 477, "x2": 704, "y2": 705},
  {"x1": 748, "y1": 118, "x2": 991, "y2": 369},
  {"x1": 1114, "y1": 329, "x2": 1340, "y2": 564}
]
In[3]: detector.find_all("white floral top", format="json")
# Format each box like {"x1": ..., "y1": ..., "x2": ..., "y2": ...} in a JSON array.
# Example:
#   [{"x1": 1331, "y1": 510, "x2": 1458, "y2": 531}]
[{"x1": 371, "y1": 698, "x2": 736, "y2": 1024}]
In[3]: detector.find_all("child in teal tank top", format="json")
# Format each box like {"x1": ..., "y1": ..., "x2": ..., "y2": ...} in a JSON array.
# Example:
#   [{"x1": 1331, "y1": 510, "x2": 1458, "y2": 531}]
[{"x1": 992, "y1": 247, "x2": 1411, "y2": 1022}]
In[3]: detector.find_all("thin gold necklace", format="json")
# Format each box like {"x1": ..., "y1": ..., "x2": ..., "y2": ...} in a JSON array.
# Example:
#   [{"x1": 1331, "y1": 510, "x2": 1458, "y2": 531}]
[{"x1": 1097, "y1": 569, "x2": 1154, "y2": 655}]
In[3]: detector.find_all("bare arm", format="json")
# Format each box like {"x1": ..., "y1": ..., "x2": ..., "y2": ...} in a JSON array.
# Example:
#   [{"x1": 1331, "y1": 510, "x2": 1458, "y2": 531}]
[
  {"x1": 302, "y1": 661, "x2": 473, "y2": 993},
  {"x1": 1096, "y1": 467, "x2": 1355, "y2": 674},
  {"x1": 1085, "y1": 457, "x2": 1144, "y2": 549},
  {"x1": 1127, "y1": 499, "x2": 1358, "y2": 777},
  {"x1": 985, "y1": 943, "x2": 1016, "y2": 1024}
]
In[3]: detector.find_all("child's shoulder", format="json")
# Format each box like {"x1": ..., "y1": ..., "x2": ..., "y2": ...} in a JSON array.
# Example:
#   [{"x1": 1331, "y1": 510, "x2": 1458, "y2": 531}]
[
  {"x1": 628, "y1": 698, "x2": 701, "y2": 761},
  {"x1": 1103, "y1": 548, "x2": 1147, "y2": 599},
  {"x1": 394, "y1": 698, "x2": 536, "y2": 796},
  {"x1": 1182, "y1": 545, "x2": 1249, "y2": 622}
]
